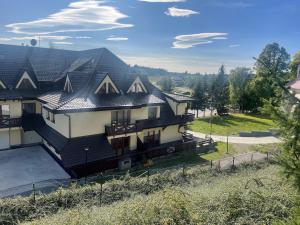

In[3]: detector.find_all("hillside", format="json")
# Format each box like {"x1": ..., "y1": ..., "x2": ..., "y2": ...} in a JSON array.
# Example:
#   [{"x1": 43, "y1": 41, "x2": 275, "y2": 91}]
[{"x1": 0, "y1": 161, "x2": 296, "y2": 225}]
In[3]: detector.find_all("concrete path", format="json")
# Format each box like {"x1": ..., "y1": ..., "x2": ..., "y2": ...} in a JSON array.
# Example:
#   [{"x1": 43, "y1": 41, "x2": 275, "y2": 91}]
[
  {"x1": 189, "y1": 131, "x2": 282, "y2": 144},
  {"x1": 0, "y1": 146, "x2": 70, "y2": 197}
]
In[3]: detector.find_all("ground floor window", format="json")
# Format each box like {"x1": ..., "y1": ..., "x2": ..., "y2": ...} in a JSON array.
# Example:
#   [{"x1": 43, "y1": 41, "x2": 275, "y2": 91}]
[
  {"x1": 144, "y1": 130, "x2": 160, "y2": 148},
  {"x1": 111, "y1": 136, "x2": 130, "y2": 155}
]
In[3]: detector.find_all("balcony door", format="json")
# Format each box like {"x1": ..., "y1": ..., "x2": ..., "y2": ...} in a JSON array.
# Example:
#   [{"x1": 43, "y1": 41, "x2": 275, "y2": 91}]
[
  {"x1": 111, "y1": 110, "x2": 131, "y2": 124},
  {"x1": 22, "y1": 103, "x2": 36, "y2": 115},
  {"x1": 111, "y1": 136, "x2": 130, "y2": 155},
  {"x1": 144, "y1": 130, "x2": 160, "y2": 148}
]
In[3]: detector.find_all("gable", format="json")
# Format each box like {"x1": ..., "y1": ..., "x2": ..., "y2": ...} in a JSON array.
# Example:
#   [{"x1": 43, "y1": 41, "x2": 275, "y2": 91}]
[
  {"x1": 16, "y1": 72, "x2": 37, "y2": 89},
  {"x1": 94, "y1": 74, "x2": 119, "y2": 94},
  {"x1": 127, "y1": 77, "x2": 147, "y2": 93},
  {"x1": 0, "y1": 80, "x2": 6, "y2": 90},
  {"x1": 64, "y1": 75, "x2": 73, "y2": 93}
]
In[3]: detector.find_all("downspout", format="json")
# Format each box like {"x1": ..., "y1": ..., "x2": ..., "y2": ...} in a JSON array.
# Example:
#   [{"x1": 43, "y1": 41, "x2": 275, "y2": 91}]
[{"x1": 64, "y1": 114, "x2": 71, "y2": 138}]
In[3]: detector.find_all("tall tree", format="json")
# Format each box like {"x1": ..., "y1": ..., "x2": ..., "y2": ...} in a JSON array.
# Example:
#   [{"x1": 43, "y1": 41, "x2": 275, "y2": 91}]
[
  {"x1": 229, "y1": 67, "x2": 254, "y2": 112},
  {"x1": 158, "y1": 77, "x2": 173, "y2": 92},
  {"x1": 192, "y1": 79, "x2": 206, "y2": 117},
  {"x1": 212, "y1": 65, "x2": 229, "y2": 115},
  {"x1": 252, "y1": 43, "x2": 290, "y2": 107}
]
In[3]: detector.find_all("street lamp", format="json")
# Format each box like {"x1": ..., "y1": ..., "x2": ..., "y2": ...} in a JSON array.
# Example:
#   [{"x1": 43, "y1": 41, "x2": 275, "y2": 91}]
[{"x1": 84, "y1": 146, "x2": 89, "y2": 184}]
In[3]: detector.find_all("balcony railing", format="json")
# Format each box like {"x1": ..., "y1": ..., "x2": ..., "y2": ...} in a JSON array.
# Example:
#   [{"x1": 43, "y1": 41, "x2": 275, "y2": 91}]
[
  {"x1": 177, "y1": 113, "x2": 194, "y2": 122},
  {"x1": 0, "y1": 117, "x2": 22, "y2": 129},
  {"x1": 105, "y1": 122, "x2": 143, "y2": 136}
]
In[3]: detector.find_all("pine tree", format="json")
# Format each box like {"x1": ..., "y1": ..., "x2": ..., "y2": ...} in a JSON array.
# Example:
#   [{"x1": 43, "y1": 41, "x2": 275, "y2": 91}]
[{"x1": 212, "y1": 65, "x2": 229, "y2": 115}]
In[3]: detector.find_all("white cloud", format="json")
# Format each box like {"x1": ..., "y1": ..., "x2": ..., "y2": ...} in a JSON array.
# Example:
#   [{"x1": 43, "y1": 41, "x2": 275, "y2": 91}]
[
  {"x1": 212, "y1": 36, "x2": 227, "y2": 40},
  {"x1": 139, "y1": 0, "x2": 185, "y2": 2},
  {"x1": 106, "y1": 36, "x2": 128, "y2": 41},
  {"x1": 6, "y1": 0, "x2": 133, "y2": 35},
  {"x1": 172, "y1": 33, "x2": 228, "y2": 49},
  {"x1": 229, "y1": 44, "x2": 240, "y2": 48},
  {"x1": 52, "y1": 41, "x2": 73, "y2": 45},
  {"x1": 165, "y1": 7, "x2": 199, "y2": 17}
]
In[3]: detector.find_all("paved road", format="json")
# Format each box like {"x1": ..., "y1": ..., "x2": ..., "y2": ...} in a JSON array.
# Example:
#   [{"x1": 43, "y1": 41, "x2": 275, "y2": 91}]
[{"x1": 190, "y1": 131, "x2": 282, "y2": 144}]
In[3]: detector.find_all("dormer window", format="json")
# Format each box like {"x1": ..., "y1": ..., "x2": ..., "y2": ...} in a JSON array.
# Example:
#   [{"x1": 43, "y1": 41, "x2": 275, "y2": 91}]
[
  {"x1": 0, "y1": 80, "x2": 6, "y2": 90},
  {"x1": 64, "y1": 75, "x2": 73, "y2": 93},
  {"x1": 127, "y1": 77, "x2": 147, "y2": 93},
  {"x1": 16, "y1": 72, "x2": 37, "y2": 89},
  {"x1": 95, "y1": 74, "x2": 119, "y2": 94}
]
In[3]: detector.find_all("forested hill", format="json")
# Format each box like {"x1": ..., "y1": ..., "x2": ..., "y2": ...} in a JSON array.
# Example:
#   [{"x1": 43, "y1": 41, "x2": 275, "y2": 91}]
[{"x1": 130, "y1": 65, "x2": 203, "y2": 77}]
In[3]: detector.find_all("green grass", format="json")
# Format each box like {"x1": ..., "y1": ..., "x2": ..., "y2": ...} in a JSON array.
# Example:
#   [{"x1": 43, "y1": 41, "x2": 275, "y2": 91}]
[
  {"x1": 24, "y1": 163, "x2": 298, "y2": 225},
  {"x1": 189, "y1": 113, "x2": 277, "y2": 135}
]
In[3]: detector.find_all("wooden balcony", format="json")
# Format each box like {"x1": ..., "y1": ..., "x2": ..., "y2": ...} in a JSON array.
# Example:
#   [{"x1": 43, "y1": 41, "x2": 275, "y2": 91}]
[
  {"x1": 0, "y1": 117, "x2": 22, "y2": 129},
  {"x1": 105, "y1": 122, "x2": 143, "y2": 136}
]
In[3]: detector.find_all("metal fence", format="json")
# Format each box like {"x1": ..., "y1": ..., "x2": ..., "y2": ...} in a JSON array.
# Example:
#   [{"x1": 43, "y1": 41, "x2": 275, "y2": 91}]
[{"x1": 0, "y1": 151, "x2": 276, "y2": 199}]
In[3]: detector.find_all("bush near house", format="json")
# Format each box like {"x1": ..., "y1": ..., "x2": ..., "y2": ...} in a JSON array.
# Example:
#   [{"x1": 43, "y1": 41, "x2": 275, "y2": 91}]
[
  {"x1": 0, "y1": 161, "x2": 298, "y2": 225},
  {"x1": 23, "y1": 163, "x2": 298, "y2": 225}
]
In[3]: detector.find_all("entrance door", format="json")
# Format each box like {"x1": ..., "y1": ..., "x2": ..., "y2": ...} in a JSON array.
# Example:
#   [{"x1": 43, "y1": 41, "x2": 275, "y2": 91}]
[{"x1": 0, "y1": 131, "x2": 9, "y2": 149}]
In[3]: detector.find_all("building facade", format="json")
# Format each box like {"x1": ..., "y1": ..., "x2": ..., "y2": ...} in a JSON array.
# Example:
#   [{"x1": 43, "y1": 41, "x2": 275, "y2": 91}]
[{"x1": 0, "y1": 44, "x2": 195, "y2": 177}]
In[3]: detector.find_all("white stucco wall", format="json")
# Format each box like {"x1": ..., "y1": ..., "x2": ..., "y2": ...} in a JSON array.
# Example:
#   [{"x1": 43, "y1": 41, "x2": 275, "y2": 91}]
[
  {"x1": 9, "y1": 128, "x2": 22, "y2": 146},
  {"x1": 161, "y1": 125, "x2": 182, "y2": 144},
  {"x1": 70, "y1": 110, "x2": 111, "y2": 138},
  {"x1": 131, "y1": 107, "x2": 148, "y2": 122},
  {"x1": 42, "y1": 108, "x2": 70, "y2": 138},
  {"x1": 166, "y1": 97, "x2": 187, "y2": 115},
  {"x1": 22, "y1": 130, "x2": 42, "y2": 144}
]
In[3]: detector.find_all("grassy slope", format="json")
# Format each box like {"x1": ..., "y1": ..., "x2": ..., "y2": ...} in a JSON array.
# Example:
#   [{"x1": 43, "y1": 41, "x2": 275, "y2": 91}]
[
  {"x1": 25, "y1": 164, "x2": 297, "y2": 225},
  {"x1": 189, "y1": 113, "x2": 277, "y2": 135}
]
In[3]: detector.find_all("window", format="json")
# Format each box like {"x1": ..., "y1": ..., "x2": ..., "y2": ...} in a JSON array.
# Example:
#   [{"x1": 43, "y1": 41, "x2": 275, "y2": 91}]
[
  {"x1": 111, "y1": 110, "x2": 131, "y2": 124},
  {"x1": 16, "y1": 72, "x2": 37, "y2": 89},
  {"x1": 50, "y1": 112, "x2": 55, "y2": 123},
  {"x1": 22, "y1": 103, "x2": 36, "y2": 115},
  {"x1": 144, "y1": 130, "x2": 160, "y2": 148},
  {"x1": 45, "y1": 109, "x2": 50, "y2": 120},
  {"x1": 64, "y1": 75, "x2": 73, "y2": 93},
  {"x1": 95, "y1": 75, "x2": 119, "y2": 94},
  {"x1": 127, "y1": 77, "x2": 147, "y2": 93},
  {"x1": 0, "y1": 105, "x2": 9, "y2": 118},
  {"x1": 148, "y1": 107, "x2": 157, "y2": 120}
]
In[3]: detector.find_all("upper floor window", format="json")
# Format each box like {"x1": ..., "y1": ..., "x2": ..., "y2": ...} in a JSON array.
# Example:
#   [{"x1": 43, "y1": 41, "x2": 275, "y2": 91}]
[
  {"x1": 95, "y1": 74, "x2": 119, "y2": 94},
  {"x1": 64, "y1": 75, "x2": 73, "y2": 93},
  {"x1": 148, "y1": 107, "x2": 157, "y2": 120},
  {"x1": 127, "y1": 77, "x2": 147, "y2": 94},
  {"x1": 111, "y1": 110, "x2": 131, "y2": 124},
  {"x1": 16, "y1": 72, "x2": 37, "y2": 90},
  {"x1": 0, "y1": 105, "x2": 9, "y2": 118}
]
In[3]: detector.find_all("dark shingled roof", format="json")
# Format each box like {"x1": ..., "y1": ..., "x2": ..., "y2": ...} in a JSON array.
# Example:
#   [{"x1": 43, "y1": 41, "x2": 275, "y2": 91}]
[{"x1": 164, "y1": 93, "x2": 195, "y2": 103}]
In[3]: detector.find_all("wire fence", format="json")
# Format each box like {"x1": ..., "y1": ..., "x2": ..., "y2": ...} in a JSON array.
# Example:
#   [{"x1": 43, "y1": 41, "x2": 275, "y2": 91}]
[{"x1": 0, "y1": 151, "x2": 277, "y2": 199}]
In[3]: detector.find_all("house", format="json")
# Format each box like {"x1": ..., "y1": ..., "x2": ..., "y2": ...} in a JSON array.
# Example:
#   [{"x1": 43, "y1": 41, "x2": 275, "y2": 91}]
[
  {"x1": 0, "y1": 44, "x2": 195, "y2": 177},
  {"x1": 287, "y1": 63, "x2": 300, "y2": 100}
]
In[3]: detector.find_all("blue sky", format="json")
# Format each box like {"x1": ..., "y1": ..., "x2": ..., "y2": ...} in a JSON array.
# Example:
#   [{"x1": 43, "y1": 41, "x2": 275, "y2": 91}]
[{"x1": 0, "y1": 0, "x2": 299, "y2": 73}]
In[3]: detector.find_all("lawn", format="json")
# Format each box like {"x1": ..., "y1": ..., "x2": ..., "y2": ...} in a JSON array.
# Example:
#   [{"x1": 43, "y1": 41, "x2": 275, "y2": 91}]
[
  {"x1": 189, "y1": 113, "x2": 277, "y2": 135},
  {"x1": 150, "y1": 142, "x2": 280, "y2": 169}
]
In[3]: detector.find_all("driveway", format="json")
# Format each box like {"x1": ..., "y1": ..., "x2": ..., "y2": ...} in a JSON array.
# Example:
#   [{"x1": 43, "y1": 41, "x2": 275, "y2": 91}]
[
  {"x1": 0, "y1": 146, "x2": 70, "y2": 197},
  {"x1": 190, "y1": 131, "x2": 282, "y2": 144}
]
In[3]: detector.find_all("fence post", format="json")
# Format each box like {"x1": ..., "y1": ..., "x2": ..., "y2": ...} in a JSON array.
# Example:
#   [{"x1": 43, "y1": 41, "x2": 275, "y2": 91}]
[
  {"x1": 32, "y1": 183, "x2": 36, "y2": 204},
  {"x1": 267, "y1": 152, "x2": 269, "y2": 160},
  {"x1": 100, "y1": 182, "x2": 103, "y2": 206},
  {"x1": 232, "y1": 157, "x2": 235, "y2": 167},
  {"x1": 210, "y1": 160, "x2": 213, "y2": 169},
  {"x1": 147, "y1": 167, "x2": 150, "y2": 185},
  {"x1": 251, "y1": 153, "x2": 253, "y2": 163},
  {"x1": 182, "y1": 163, "x2": 185, "y2": 177}
]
